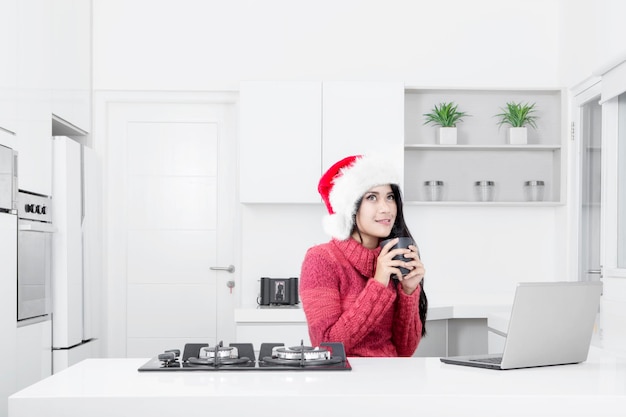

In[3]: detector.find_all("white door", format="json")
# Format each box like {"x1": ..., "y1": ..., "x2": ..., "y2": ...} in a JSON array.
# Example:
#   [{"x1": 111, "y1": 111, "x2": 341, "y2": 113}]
[
  {"x1": 571, "y1": 81, "x2": 603, "y2": 346},
  {"x1": 102, "y1": 96, "x2": 237, "y2": 357},
  {"x1": 578, "y1": 90, "x2": 603, "y2": 282},
  {"x1": 571, "y1": 81, "x2": 602, "y2": 282}
]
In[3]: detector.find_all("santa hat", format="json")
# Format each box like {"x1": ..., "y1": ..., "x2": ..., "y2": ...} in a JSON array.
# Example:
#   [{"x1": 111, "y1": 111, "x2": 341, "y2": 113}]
[{"x1": 318, "y1": 154, "x2": 401, "y2": 240}]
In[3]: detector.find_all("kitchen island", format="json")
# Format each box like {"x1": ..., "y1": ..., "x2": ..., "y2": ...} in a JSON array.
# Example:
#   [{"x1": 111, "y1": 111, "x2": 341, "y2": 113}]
[{"x1": 9, "y1": 347, "x2": 626, "y2": 417}]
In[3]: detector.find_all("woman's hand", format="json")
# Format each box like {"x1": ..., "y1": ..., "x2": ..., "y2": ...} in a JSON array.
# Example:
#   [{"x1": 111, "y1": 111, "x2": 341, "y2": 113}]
[
  {"x1": 374, "y1": 239, "x2": 425, "y2": 293},
  {"x1": 373, "y1": 238, "x2": 398, "y2": 287},
  {"x1": 397, "y1": 244, "x2": 425, "y2": 295}
]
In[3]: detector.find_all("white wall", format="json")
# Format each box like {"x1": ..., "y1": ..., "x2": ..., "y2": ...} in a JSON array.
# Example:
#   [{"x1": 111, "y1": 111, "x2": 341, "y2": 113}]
[
  {"x1": 240, "y1": 204, "x2": 563, "y2": 308},
  {"x1": 240, "y1": 205, "x2": 328, "y2": 305},
  {"x1": 93, "y1": 0, "x2": 561, "y2": 90},
  {"x1": 406, "y1": 206, "x2": 561, "y2": 299},
  {"x1": 94, "y1": 0, "x2": 626, "y2": 91},
  {"x1": 93, "y1": 0, "x2": 567, "y2": 311},
  {"x1": 559, "y1": 0, "x2": 626, "y2": 86}
]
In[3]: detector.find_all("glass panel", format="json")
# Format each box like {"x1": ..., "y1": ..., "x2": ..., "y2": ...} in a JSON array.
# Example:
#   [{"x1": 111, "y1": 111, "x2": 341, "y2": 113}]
[
  {"x1": 618, "y1": 93, "x2": 626, "y2": 268},
  {"x1": 579, "y1": 98, "x2": 602, "y2": 281}
]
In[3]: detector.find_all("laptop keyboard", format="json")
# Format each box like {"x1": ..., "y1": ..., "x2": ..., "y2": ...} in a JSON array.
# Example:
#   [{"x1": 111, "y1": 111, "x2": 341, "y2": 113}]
[{"x1": 470, "y1": 357, "x2": 502, "y2": 364}]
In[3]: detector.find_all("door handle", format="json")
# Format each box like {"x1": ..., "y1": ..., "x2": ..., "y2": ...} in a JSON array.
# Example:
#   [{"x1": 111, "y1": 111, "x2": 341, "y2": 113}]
[
  {"x1": 587, "y1": 270, "x2": 602, "y2": 274},
  {"x1": 210, "y1": 265, "x2": 235, "y2": 273}
]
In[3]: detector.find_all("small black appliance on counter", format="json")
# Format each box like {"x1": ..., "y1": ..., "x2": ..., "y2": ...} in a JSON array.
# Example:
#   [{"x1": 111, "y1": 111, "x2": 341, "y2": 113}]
[{"x1": 259, "y1": 277, "x2": 299, "y2": 306}]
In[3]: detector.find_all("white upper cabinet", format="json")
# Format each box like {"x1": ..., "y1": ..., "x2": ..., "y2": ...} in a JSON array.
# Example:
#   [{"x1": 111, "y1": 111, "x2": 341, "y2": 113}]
[
  {"x1": 51, "y1": 0, "x2": 91, "y2": 133},
  {"x1": 239, "y1": 81, "x2": 405, "y2": 203},
  {"x1": 322, "y1": 81, "x2": 405, "y2": 173},
  {"x1": 0, "y1": 0, "x2": 18, "y2": 138},
  {"x1": 11, "y1": 0, "x2": 91, "y2": 196},
  {"x1": 239, "y1": 81, "x2": 322, "y2": 203},
  {"x1": 16, "y1": 0, "x2": 53, "y2": 196}
]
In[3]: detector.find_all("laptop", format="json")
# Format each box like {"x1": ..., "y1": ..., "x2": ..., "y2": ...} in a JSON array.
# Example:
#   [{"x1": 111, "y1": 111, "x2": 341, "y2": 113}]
[{"x1": 440, "y1": 281, "x2": 603, "y2": 370}]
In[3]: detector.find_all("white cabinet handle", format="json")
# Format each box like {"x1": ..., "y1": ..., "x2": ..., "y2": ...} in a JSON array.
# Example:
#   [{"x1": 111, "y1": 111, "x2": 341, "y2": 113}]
[
  {"x1": 210, "y1": 265, "x2": 235, "y2": 273},
  {"x1": 18, "y1": 223, "x2": 57, "y2": 233}
]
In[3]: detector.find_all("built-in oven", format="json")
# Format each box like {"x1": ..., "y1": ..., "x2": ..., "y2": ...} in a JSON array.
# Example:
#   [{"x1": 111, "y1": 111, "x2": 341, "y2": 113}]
[{"x1": 17, "y1": 191, "x2": 55, "y2": 323}]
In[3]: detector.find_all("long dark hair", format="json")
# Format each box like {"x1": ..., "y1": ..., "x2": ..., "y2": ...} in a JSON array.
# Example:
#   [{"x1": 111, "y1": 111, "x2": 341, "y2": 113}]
[{"x1": 353, "y1": 184, "x2": 428, "y2": 337}]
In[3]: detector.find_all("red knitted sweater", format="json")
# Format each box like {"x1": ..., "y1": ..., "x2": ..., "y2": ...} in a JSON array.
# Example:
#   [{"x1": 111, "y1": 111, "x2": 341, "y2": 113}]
[{"x1": 299, "y1": 238, "x2": 423, "y2": 357}]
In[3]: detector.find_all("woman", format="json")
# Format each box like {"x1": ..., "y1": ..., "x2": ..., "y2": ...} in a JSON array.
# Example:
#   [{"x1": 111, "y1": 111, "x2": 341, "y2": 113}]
[{"x1": 300, "y1": 154, "x2": 428, "y2": 357}]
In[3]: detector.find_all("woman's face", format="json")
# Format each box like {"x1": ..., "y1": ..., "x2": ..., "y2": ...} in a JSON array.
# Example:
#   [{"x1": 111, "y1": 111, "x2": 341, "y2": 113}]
[{"x1": 353, "y1": 184, "x2": 397, "y2": 248}]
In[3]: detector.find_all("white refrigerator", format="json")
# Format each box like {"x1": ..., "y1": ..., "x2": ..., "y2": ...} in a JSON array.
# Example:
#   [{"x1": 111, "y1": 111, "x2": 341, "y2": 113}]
[
  {"x1": 51, "y1": 136, "x2": 101, "y2": 372},
  {"x1": 0, "y1": 212, "x2": 17, "y2": 417}
]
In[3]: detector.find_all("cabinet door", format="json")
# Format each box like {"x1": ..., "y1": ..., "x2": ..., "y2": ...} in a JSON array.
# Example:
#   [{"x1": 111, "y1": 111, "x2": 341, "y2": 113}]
[
  {"x1": 82, "y1": 145, "x2": 102, "y2": 341},
  {"x1": 0, "y1": 0, "x2": 18, "y2": 136},
  {"x1": 322, "y1": 81, "x2": 405, "y2": 173},
  {"x1": 16, "y1": 320, "x2": 52, "y2": 390},
  {"x1": 16, "y1": 0, "x2": 53, "y2": 196},
  {"x1": 0, "y1": 213, "x2": 17, "y2": 413},
  {"x1": 239, "y1": 81, "x2": 322, "y2": 203},
  {"x1": 51, "y1": 0, "x2": 91, "y2": 132},
  {"x1": 52, "y1": 136, "x2": 84, "y2": 349}
]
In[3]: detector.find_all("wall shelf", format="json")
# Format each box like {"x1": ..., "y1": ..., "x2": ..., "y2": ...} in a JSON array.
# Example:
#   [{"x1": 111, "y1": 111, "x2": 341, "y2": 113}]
[{"x1": 403, "y1": 88, "x2": 565, "y2": 204}]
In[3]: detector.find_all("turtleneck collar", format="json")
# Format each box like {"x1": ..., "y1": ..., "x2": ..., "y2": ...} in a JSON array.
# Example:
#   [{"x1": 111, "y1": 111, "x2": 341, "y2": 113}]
[{"x1": 332, "y1": 238, "x2": 381, "y2": 278}]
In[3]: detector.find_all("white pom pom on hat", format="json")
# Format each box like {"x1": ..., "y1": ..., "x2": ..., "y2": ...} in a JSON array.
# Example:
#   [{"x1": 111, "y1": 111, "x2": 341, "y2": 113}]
[{"x1": 318, "y1": 154, "x2": 401, "y2": 240}]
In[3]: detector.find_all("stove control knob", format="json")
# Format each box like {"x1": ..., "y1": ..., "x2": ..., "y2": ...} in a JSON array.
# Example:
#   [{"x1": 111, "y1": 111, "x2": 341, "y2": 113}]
[
  {"x1": 164, "y1": 349, "x2": 180, "y2": 358},
  {"x1": 35, "y1": 205, "x2": 41, "y2": 214},
  {"x1": 158, "y1": 352, "x2": 176, "y2": 362},
  {"x1": 41, "y1": 206, "x2": 47, "y2": 215},
  {"x1": 25, "y1": 204, "x2": 33, "y2": 213}
]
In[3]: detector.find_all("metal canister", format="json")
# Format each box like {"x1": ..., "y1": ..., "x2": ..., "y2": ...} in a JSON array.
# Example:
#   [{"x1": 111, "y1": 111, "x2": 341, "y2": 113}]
[{"x1": 474, "y1": 180, "x2": 495, "y2": 202}]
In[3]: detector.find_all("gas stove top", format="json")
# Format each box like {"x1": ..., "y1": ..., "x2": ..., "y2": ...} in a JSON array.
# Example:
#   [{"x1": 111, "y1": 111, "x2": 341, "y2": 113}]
[{"x1": 137, "y1": 341, "x2": 351, "y2": 372}]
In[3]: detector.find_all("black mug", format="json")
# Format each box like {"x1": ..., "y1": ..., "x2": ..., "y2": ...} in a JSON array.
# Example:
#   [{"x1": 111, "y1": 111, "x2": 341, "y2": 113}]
[{"x1": 379, "y1": 237, "x2": 415, "y2": 278}]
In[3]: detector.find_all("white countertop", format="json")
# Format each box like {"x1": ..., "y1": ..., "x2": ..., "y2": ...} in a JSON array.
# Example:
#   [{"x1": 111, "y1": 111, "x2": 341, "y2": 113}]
[
  {"x1": 488, "y1": 310, "x2": 513, "y2": 335},
  {"x1": 9, "y1": 347, "x2": 626, "y2": 417}
]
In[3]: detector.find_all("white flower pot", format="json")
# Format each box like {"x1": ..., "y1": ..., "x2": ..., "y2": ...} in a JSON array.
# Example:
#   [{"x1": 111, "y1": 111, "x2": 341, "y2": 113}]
[
  {"x1": 508, "y1": 127, "x2": 527, "y2": 145},
  {"x1": 437, "y1": 127, "x2": 457, "y2": 145}
]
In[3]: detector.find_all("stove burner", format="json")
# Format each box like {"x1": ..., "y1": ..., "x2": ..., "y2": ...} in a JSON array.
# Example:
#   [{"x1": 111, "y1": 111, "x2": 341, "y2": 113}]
[
  {"x1": 188, "y1": 356, "x2": 251, "y2": 366},
  {"x1": 262, "y1": 355, "x2": 344, "y2": 367},
  {"x1": 272, "y1": 345, "x2": 330, "y2": 361},
  {"x1": 199, "y1": 346, "x2": 240, "y2": 359},
  {"x1": 188, "y1": 342, "x2": 252, "y2": 367},
  {"x1": 261, "y1": 340, "x2": 344, "y2": 367}
]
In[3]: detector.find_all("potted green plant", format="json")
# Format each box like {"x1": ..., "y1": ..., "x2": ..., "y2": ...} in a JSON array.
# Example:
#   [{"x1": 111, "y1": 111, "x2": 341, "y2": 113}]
[
  {"x1": 495, "y1": 101, "x2": 538, "y2": 144},
  {"x1": 423, "y1": 102, "x2": 469, "y2": 145}
]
